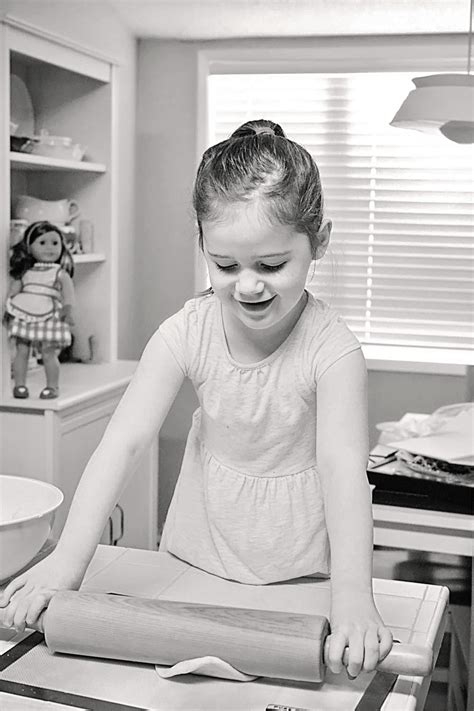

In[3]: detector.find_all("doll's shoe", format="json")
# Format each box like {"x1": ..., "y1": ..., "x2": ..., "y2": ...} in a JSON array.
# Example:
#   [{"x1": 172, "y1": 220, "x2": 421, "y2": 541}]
[
  {"x1": 39, "y1": 387, "x2": 59, "y2": 399},
  {"x1": 13, "y1": 385, "x2": 29, "y2": 399}
]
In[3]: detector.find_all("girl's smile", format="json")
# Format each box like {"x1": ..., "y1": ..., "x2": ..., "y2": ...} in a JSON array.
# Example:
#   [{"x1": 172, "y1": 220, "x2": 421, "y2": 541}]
[{"x1": 237, "y1": 295, "x2": 276, "y2": 314}]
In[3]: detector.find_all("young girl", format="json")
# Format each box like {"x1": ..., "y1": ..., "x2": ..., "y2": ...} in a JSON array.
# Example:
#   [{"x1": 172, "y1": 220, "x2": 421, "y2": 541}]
[
  {"x1": 1, "y1": 120, "x2": 393, "y2": 678},
  {"x1": 5, "y1": 220, "x2": 75, "y2": 399}
]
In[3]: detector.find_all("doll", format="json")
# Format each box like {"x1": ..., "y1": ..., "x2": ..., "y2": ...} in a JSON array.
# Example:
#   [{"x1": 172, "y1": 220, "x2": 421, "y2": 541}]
[{"x1": 5, "y1": 220, "x2": 75, "y2": 399}]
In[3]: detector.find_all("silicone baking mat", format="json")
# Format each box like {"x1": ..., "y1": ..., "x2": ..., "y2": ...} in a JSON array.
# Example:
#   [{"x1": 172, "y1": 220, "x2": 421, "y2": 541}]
[{"x1": 0, "y1": 633, "x2": 374, "y2": 711}]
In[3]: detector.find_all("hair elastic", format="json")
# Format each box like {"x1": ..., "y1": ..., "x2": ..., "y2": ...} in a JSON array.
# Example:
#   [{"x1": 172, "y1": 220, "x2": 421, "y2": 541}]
[{"x1": 253, "y1": 126, "x2": 275, "y2": 136}]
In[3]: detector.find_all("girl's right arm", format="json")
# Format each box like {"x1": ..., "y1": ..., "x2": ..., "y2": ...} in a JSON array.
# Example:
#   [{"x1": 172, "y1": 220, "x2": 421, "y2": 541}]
[{"x1": 0, "y1": 330, "x2": 185, "y2": 631}]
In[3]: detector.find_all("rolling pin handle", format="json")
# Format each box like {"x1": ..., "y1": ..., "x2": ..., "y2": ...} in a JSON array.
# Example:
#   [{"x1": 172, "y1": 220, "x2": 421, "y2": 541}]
[{"x1": 376, "y1": 642, "x2": 433, "y2": 677}]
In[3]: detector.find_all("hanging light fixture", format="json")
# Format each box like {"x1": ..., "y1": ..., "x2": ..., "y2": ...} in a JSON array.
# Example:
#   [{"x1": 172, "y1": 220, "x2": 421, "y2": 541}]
[{"x1": 390, "y1": 0, "x2": 474, "y2": 144}]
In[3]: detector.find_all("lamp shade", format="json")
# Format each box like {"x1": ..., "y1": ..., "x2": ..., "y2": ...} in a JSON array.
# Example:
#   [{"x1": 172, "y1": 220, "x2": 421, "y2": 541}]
[{"x1": 390, "y1": 74, "x2": 474, "y2": 143}]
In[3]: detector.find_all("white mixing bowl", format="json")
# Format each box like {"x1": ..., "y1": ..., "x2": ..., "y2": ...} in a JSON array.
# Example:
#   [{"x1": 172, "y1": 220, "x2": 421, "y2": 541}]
[{"x1": 0, "y1": 475, "x2": 64, "y2": 581}]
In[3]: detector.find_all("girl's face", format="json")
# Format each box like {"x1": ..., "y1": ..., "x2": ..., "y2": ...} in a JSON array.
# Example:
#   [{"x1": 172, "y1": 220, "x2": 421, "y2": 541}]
[
  {"x1": 30, "y1": 230, "x2": 62, "y2": 263},
  {"x1": 202, "y1": 201, "x2": 329, "y2": 332}
]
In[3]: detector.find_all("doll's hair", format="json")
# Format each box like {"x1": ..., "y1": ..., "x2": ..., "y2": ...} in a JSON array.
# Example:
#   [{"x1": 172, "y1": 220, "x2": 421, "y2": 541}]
[
  {"x1": 193, "y1": 119, "x2": 325, "y2": 258},
  {"x1": 9, "y1": 221, "x2": 75, "y2": 280}
]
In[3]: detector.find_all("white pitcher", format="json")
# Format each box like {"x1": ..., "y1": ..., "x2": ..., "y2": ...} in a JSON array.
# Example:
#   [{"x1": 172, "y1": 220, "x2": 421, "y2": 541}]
[{"x1": 13, "y1": 195, "x2": 80, "y2": 224}]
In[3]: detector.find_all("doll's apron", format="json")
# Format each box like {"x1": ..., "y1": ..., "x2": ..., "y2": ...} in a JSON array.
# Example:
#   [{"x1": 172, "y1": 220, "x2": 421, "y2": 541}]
[
  {"x1": 5, "y1": 263, "x2": 71, "y2": 348},
  {"x1": 6, "y1": 263, "x2": 61, "y2": 322}
]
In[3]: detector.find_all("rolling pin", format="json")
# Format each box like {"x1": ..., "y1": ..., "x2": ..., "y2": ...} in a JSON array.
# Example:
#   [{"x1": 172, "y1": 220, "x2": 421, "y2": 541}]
[{"x1": 0, "y1": 591, "x2": 433, "y2": 682}]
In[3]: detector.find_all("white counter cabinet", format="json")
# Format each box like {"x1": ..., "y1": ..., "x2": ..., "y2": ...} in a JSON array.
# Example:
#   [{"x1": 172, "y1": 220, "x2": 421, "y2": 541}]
[{"x1": 0, "y1": 362, "x2": 158, "y2": 550}]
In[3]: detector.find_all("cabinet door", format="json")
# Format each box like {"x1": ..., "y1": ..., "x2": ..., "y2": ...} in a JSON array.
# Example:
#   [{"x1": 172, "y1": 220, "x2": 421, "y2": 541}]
[
  {"x1": 0, "y1": 411, "x2": 50, "y2": 482},
  {"x1": 58, "y1": 397, "x2": 158, "y2": 549},
  {"x1": 57, "y1": 399, "x2": 117, "y2": 540},
  {"x1": 107, "y1": 442, "x2": 158, "y2": 549}
]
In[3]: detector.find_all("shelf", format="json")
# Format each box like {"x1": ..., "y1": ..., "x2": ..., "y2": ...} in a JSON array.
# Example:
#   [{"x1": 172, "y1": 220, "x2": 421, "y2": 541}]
[
  {"x1": 73, "y1": 253, "x2": 106, "y2": 264},
  {"x1": 10, "y1": 152, "x2": 106, "y2": 172},
  {"x1": 0, "y1": 361, "x2": 138, "y2": 411}
]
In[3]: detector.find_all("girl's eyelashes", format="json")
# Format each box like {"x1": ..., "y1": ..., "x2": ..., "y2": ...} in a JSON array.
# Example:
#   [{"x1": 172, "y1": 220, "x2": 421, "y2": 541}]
[
  {"x1": 261, "y1": 262, "x2": 286, "y2": 272},
  {"x1": 215, "y1": 262, "x2": 286, "y2": 273},
  {"x1": 215, "y1": 263, "x2": 237, "y2": 272}
]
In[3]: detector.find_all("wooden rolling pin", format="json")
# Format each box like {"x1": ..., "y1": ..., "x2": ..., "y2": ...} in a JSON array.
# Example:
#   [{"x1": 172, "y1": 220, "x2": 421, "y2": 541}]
[{"x1": 0, "y1": 591, "x2": 433, "y2": 682}]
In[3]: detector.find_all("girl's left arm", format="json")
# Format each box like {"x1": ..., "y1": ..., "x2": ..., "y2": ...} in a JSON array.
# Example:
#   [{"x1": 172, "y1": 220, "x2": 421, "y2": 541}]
[
  {"x1": 316, "y1": 348, "x2": 393, "y2": 677},
  {"x1": 57, "y1": 270, "x2": 75, "y2": 325}
]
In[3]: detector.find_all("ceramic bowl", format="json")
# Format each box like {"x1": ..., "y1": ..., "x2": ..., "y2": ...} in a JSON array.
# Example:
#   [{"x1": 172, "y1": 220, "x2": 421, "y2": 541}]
[
  {"x1": 0, "y1": 476, "x2": 63, "y2": 581},
  {"x1": 31, "y1": 134, "x2": 86, "y2": 161}
]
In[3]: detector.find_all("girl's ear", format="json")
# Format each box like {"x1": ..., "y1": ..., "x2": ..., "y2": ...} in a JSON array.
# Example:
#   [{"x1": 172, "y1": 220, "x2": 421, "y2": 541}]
[{"x1": 313, "y1": 219, "x2": 332, "y2": 260}]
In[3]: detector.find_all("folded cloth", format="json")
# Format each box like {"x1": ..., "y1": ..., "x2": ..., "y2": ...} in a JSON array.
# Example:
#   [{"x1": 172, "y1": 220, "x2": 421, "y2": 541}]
[
  {"x1": 155, "y1": 656, "x2": 258, "y2": 681},
  {"x1": 377, "y1": 404, "x2": 474, "y2": 446}
]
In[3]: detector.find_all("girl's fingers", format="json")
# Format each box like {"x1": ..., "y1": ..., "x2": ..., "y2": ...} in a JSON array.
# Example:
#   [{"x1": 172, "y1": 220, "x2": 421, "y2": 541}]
[
  {"x1": 345, "y1": 631, "x2": 364, "y2": 678},
  {"x1": 12, "y1": 596, "x2": 33, "y2": 633},
  {"x1": 2, "y1": 589, "x2": 25, "y2": 627},
  {"x1": 25, "y1": 593, "x2": 50, "y2": 629},
  {"x1": 378, "y1": 625, "x2": 394, "y2": 661},
  {"x1": 2, "y1": 601, "x2": 16, "y2": 628},
  {"x1": 0, "y1": 577, "x2": 27, "y2": 606},
  {"x1": 326, "y1": 624, "x2": 394, "y2": 677},
  {"x1": 362, "y1": 625, "x2": 381, "y2": 672},
  {"x1": 325, "y1": 632, "x2": 348, "y2": 675},
  {"x1": 1, "y1": 585, "x2": 42, "y2": 628}
]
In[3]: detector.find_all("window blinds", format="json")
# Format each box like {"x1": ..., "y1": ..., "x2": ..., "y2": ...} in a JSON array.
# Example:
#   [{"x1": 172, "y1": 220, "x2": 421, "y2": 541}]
[{"x1": 208, "y1": 73, "x2": 474, "y2": 352}]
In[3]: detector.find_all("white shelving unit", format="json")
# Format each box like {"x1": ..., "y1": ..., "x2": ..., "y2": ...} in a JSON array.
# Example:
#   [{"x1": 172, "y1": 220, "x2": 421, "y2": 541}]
[
  {"x1": 9, "y1": 152, "x2": 107, "y2": 172},
  {"x1": 0, "y1": 19, "x2": 158, "y2": 550},
  {"x1": 4, "y1": 29, "x2": 115, "y2": 366},
  {"x1": 73, "y1": 253, "x2": 106, "y2": 264}
]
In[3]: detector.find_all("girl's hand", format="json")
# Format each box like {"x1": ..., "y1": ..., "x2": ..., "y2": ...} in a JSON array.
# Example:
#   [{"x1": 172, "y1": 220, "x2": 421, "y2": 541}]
[
  {"x1": 0, "y1": 553, "x2": 83, "y2": 633},
  {"x1": 326, "y1": 591, "x2": 393, "y2": 678}
]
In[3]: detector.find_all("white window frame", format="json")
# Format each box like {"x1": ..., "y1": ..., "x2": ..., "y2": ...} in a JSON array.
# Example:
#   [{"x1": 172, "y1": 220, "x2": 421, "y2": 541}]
[{"x1": 195, "y1": 35, "x2": 472, "y2": 375}]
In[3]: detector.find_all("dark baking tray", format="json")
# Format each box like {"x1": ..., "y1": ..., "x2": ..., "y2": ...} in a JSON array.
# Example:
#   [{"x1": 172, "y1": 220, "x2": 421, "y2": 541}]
[{"x1": 368, "y1": 457, "x2": 474, "y2": 515}]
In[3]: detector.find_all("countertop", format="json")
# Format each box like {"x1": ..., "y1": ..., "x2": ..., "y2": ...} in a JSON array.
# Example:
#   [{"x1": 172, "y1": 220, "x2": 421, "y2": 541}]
[
  {"x1": 0, "y1": 545, "x2": 449, "y2": 711},
  {"x1": 0, "y1": 360, "x2": 138, "y2": 411}
]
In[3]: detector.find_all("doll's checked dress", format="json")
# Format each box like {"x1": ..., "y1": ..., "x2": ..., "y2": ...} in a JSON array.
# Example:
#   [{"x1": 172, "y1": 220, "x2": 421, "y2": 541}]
[
  {"x1": 5, "y1": 262, "x2": 72, "y2": 349},
  {"x1": 159, "y1": 291, "x2": 361, "y2": 584}
]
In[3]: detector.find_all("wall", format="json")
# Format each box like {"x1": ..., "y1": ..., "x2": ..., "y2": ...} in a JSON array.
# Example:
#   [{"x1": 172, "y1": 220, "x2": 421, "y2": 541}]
[
  {"x1": 135, "y1": 40, "x2": 197, "y2": 343},
  {"x1": 136, "y1": 37, "x2": 469, "y2": 530},
  {"x1": 135, "y1": 40, "x2": 199, "y2": 527},
  {"x1": 1, "y1": 0, "x2": 137, "y2": 359},
  {"x1": 368, "y1": 371, "x2": 466, "y2": 433}
]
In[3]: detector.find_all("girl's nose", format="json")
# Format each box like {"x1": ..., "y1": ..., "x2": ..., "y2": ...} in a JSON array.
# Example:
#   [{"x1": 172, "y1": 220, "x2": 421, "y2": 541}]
[
  {"x1": 235, "y1": 269, "x2": 265, "y2": 296},
  {"x1": 235, "y1": 270, "x2": 265, "y2": 297}
]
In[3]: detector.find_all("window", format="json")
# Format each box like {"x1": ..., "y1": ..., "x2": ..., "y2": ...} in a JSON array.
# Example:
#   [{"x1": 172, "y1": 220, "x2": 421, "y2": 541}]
[{"x1": 207, "y1": 72, "x2": 474, "y2": 358}]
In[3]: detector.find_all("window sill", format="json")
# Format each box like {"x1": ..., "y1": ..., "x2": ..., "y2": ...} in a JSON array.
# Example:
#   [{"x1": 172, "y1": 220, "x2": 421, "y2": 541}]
[{"x1": 362, "y1": 345, "x2": 472, "y2": 376}]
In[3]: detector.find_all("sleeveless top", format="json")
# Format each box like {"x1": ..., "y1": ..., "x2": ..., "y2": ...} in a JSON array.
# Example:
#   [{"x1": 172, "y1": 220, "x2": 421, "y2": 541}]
[
  {"x1": 159, "y1": 291, "x2": 361, "y2": 584},
  {"x1": 6, "y1": 263, "x2": 63, "y2": 323}
]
